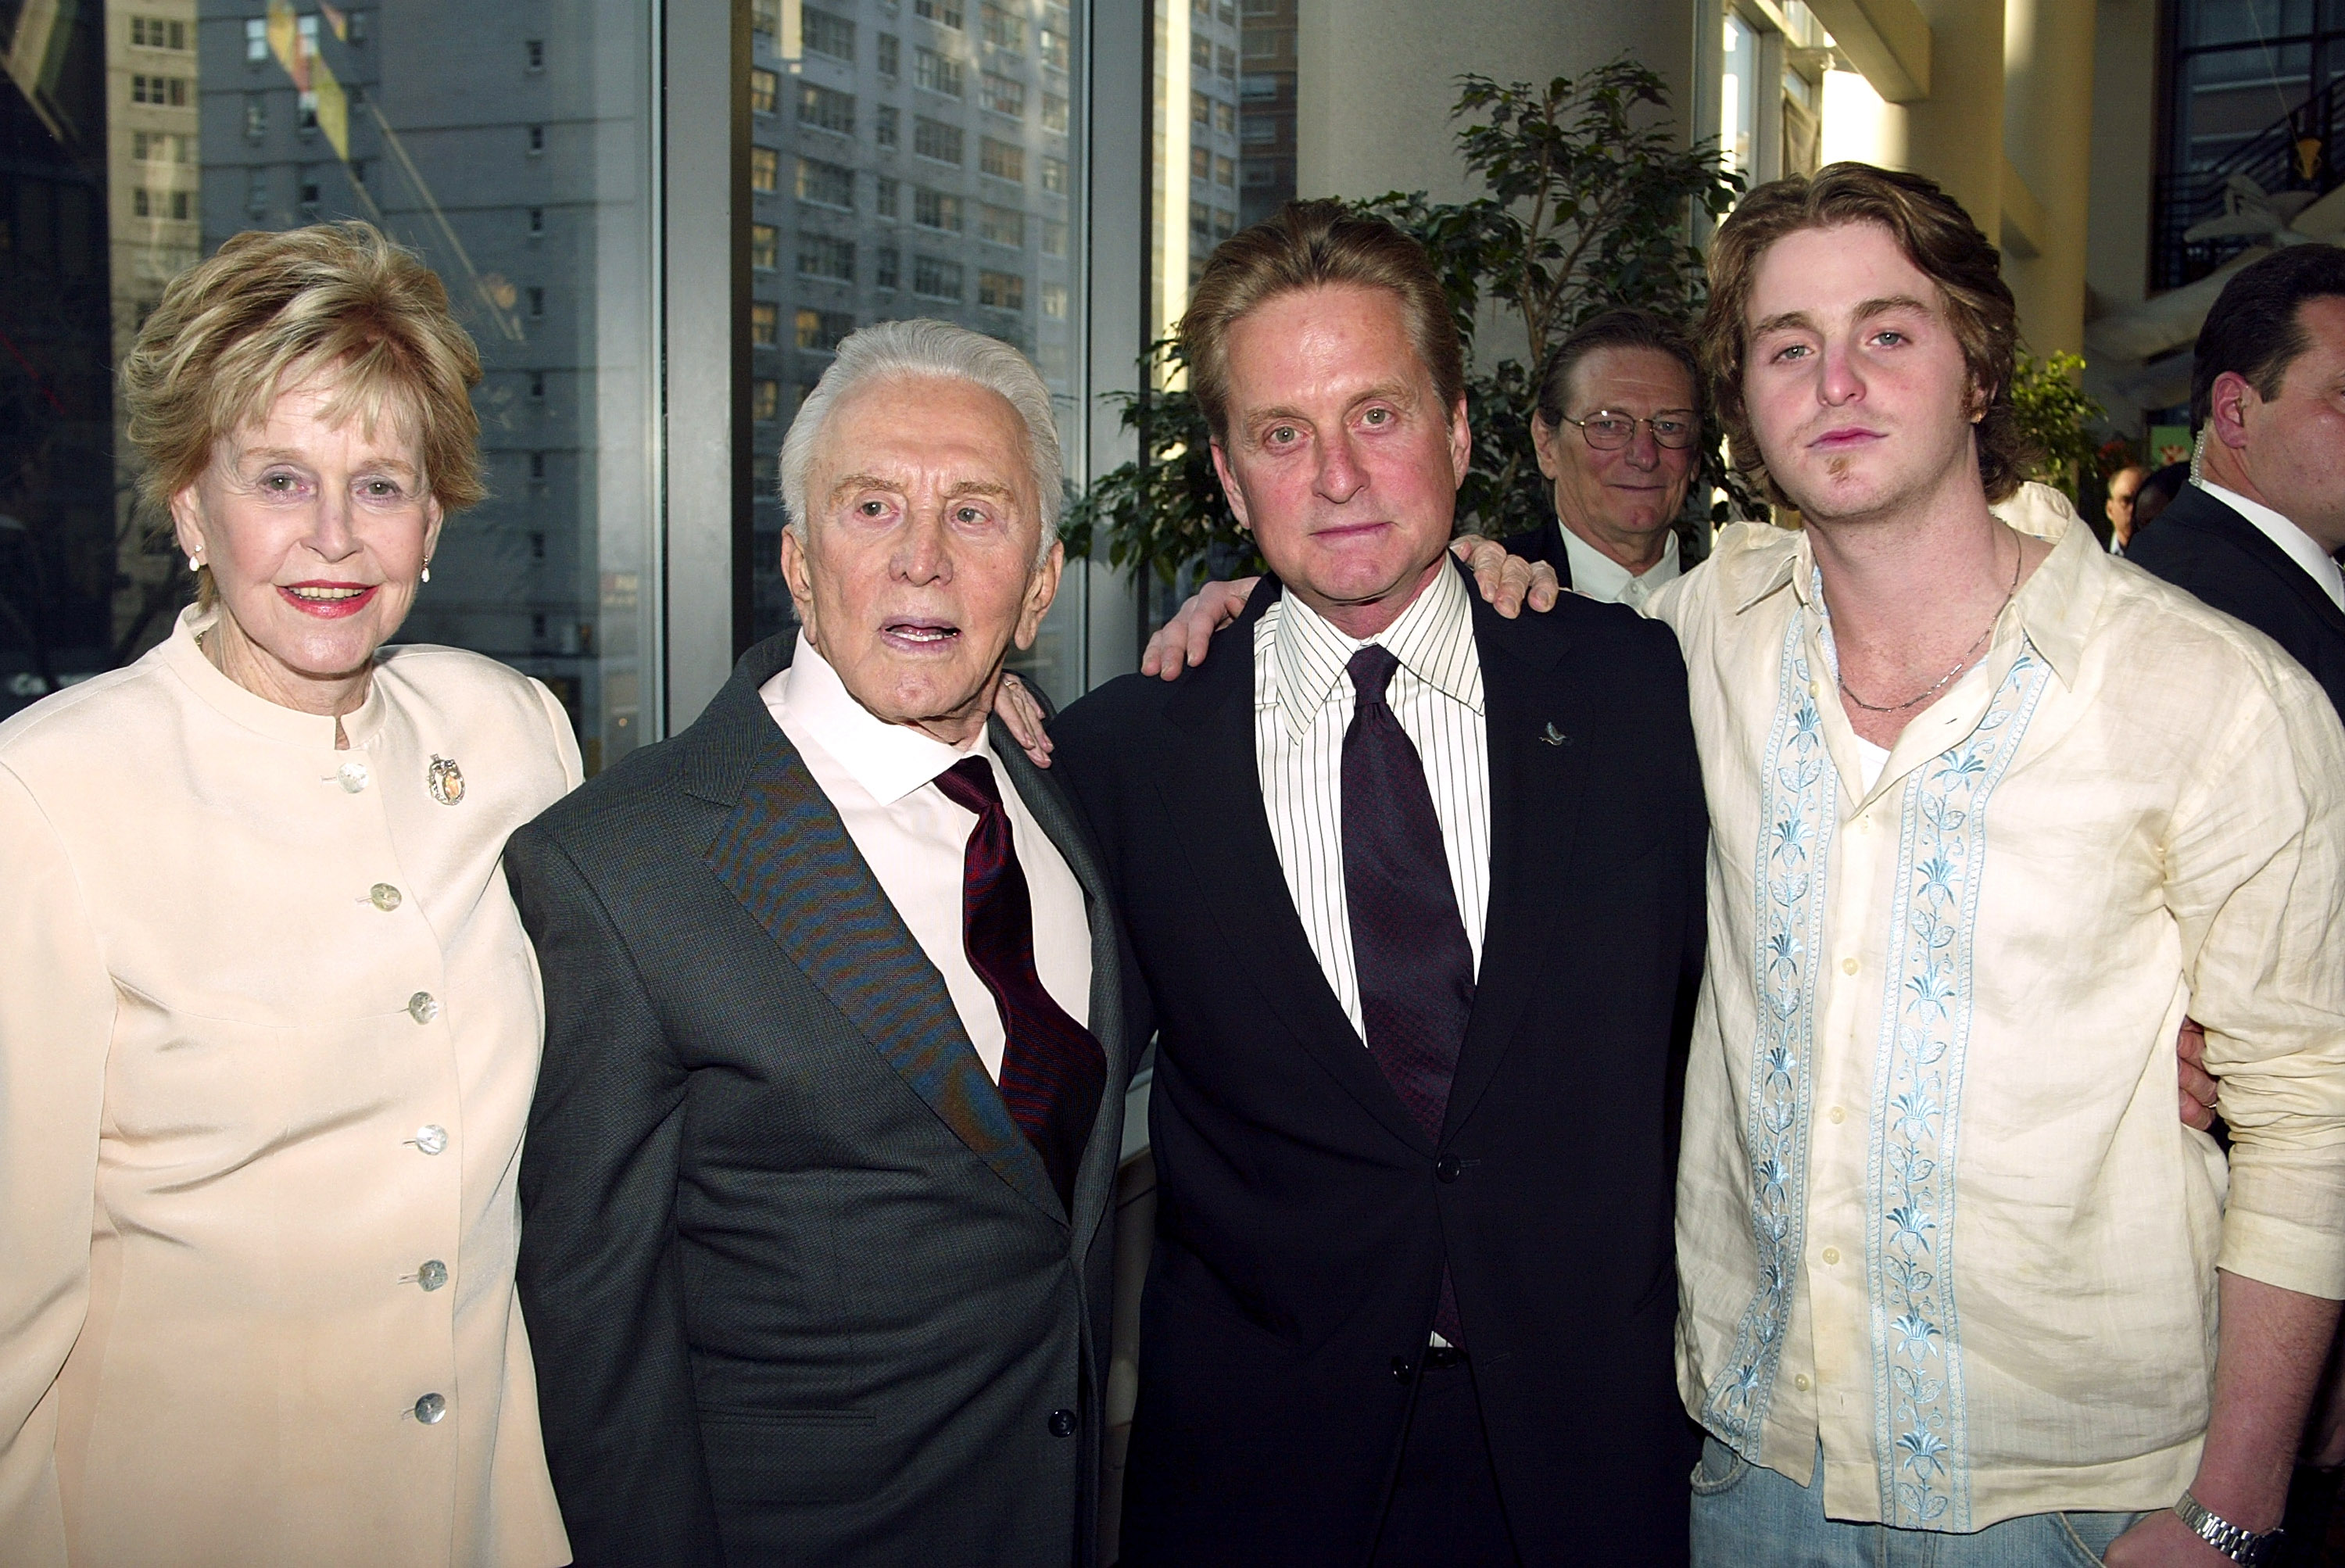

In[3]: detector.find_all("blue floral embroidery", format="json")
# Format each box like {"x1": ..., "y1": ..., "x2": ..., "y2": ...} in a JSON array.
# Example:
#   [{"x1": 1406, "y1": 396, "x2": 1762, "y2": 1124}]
[
  {"x1": 1860, "y1": 644, "x2": 2050, "y2": 1530},
  {"x1": 1702, "y1": 614, "x2": 1836, "y2": 1452}
]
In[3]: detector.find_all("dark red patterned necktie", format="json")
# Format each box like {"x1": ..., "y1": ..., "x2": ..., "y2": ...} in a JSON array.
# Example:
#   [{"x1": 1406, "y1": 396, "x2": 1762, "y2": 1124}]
[
  {"x1": 1342, "y1": 645, "x2": 1473, "y2": 1341},
  {"x1": 935, "y1": 757, "x2": 1106, "y2": 1212}
]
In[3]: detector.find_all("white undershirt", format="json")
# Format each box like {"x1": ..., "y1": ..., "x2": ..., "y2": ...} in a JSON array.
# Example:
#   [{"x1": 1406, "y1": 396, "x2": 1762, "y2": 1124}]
[
  {"x1": 1855, "y1": 736, "x2": 1891, "y2": 795},
  {"x1": 762, "y1": 635, "x2": 1091, "y2": 1081},
  {"x1": 2197, "y1": 478, "x2": 2345, "y2": 612}
]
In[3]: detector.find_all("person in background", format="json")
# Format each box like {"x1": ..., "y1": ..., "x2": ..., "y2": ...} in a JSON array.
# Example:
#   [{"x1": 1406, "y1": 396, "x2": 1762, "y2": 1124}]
[
  {"x1": 2132, "y1": 460, "x2": 2191, "y2": 534},
  {"x1": 2106, "y1": 461, "x2": 2148, "y2": 553},
  {"x1": 2122, "y1": 239, "x2": 2345, "y2": 1567},
  {"x1": 510, "y1": 320, "x2": 1134, "y2": 1567},
  {"x1": 1505, "y1": 308, "x2": 1703, "y2": 610},
  {"x1": 0, "y1": 223, "x2": 575, "y2": 1566}
]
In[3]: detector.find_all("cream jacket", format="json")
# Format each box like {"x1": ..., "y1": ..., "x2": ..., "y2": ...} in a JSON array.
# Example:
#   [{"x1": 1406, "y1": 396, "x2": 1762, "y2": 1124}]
[{"x1": 0, "y1": 607, "x2": 580, "y2": 1567}]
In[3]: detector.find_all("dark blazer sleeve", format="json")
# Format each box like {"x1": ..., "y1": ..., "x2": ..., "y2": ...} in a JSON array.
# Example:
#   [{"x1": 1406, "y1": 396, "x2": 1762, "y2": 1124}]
[
  {"x1": 2128, "y1": 514, "x2": 2345, "y2": 720},
  {"x1": 507, "y1": 820, "x2": 722, "y2": 1568}
]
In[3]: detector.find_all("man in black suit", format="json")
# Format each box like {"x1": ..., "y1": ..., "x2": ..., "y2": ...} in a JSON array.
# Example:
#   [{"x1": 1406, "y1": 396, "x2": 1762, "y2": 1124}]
[
  {"x1": 1051, "y1": 202, "x2": 1706, "y2": 1566},
  {"x1": 2128, "y1": 244, "x2": 2345, "y2": 719},
  {"x1": 508, "y1": 320, "x2": 1136, "y2": 1566}
]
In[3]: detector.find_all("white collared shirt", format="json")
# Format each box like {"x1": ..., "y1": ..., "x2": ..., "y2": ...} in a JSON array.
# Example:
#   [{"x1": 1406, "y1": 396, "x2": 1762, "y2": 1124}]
[
  {"x1": 2196, "y1": 478, "x2": 2345, "y2": 611},
  {"x1": 1562, "y1": 524, "x2": 1681, "y2": 611},
  {"x1": 761, "y1": 635, "x2": 1091, "y2": 1081},
  {"x1": 1651, "y1": 492, "x2": 2345, "y2": 1530},
  {"x1": 1252, "y1": 562, "x2": 1491, "y2": 1043}
]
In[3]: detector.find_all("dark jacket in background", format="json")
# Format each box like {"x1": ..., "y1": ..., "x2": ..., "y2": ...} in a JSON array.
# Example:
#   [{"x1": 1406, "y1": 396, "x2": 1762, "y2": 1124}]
[
  {"x1": 508, "y1": 634, "x2": 1137, "y2": 1568},
  {"x1": 2128, "y1": 481, "x2": 2345, "y2": 720},
  {"x1": 1051, "y1": 565, "x2": 1706, "y2": 1567}
]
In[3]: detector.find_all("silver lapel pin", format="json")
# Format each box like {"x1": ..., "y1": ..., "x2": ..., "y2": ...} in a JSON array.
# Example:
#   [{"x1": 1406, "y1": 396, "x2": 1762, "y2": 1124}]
[{"x1": 1541, "y1": 722, "x2": 1570, "y2": 746}]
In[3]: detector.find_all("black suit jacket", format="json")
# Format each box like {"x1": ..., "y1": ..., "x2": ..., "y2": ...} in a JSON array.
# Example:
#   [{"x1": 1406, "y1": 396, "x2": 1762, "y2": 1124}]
[
  {"x1": 1051, "y1": 566, "x2": 1706, "y2": 1567},
  {"x1": 507, "y1": 634, "x2": 1137, "y2": 1567},
  {"x1": 2128, "y1": 482, "x2": 2345, "y2": 719},
  {"x1": 1500, "y1": 516, "x2": 1576, "y2": 592}
]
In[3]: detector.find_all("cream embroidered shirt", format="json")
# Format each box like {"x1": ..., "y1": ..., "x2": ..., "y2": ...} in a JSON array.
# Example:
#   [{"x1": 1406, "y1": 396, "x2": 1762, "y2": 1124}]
[{"x1": 1653, "y1": 498, "x2": 2345, "y2": 1532}]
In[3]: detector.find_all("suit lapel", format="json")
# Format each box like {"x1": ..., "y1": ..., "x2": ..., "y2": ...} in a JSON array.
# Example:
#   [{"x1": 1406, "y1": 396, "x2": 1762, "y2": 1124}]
[
  {"x1": 2193, "y1": 492, "x2": 2345, "y2": 640},
  {"x1": 993, "y1": 724, "x2": 1126, "y2": 1259},
  {"x1": 1445, "y1": 587, "x2": 1588, "y2": 1139},
  {"x1": 694, "y1": 654, "x2": 1064, "y2": 1225},
  {"x1": 1155, "y1": 577, "x2": 1435, "y2": 1154}
]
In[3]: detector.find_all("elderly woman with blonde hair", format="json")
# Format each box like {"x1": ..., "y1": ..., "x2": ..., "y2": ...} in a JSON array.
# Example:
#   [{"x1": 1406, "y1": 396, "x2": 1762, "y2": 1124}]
[{"x1": 0, "y1": 223, "x2": 574, "y2": 1566}]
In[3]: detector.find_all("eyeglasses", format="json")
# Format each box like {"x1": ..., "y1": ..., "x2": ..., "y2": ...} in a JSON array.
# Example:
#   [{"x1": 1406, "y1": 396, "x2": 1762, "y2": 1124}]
[{"x1": 1559, "y1": 410, "x2": 1699, "y2": 451}]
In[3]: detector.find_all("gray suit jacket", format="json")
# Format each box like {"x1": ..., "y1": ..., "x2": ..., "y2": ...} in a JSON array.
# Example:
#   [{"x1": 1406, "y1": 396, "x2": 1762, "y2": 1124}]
[{"x1": 509, "y1": 632, "x2": 1133, "y2": 1567}]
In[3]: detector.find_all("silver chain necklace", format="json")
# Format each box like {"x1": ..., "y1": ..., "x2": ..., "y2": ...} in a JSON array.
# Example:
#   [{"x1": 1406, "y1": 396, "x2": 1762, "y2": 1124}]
[{"x1": 1836, "y1": 536, "x2": 2023, "y2": 715}]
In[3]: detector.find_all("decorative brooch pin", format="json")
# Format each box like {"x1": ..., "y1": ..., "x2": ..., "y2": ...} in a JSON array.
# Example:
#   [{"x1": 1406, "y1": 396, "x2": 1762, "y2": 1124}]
[{"x1": 427, "y1": 754, "x2": 467, "y2": 805}]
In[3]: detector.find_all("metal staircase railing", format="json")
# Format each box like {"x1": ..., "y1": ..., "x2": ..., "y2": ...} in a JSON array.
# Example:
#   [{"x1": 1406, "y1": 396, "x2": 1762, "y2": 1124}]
[{"x1": 2153, "y1": 72, "x2": 2342, "y2": 291}]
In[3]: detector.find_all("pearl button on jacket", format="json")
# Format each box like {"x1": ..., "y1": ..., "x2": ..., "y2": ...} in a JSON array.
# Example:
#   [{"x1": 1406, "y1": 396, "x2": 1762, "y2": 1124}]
[{"x1": 0, "y1": 607, "x2": 580, "y2": 1568}]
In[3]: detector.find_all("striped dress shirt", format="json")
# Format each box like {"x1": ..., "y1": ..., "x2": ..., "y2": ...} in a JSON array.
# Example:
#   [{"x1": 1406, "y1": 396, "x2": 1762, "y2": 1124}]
[{"x1": 1252, "y1": 561, "x2": 1491, "y2": 1043}]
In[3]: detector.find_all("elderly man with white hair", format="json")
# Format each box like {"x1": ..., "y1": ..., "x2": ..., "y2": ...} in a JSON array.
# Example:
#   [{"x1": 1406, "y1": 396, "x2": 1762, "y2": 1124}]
[{"x1": 507, "y1": 319, "x2": 1139, "y2": 1568}]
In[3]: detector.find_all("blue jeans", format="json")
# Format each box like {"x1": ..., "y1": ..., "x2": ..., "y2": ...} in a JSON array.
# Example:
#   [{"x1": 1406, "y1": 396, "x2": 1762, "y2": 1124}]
[{"x1": 1689, "y1": 1437, "x2": 2151, "y2": 1567}]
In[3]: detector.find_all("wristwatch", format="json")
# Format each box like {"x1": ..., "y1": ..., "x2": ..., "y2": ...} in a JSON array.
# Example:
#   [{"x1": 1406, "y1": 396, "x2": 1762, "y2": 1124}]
[{"x1": 2173, "y1": 1489, "x2": 2284, "y2": 1566}]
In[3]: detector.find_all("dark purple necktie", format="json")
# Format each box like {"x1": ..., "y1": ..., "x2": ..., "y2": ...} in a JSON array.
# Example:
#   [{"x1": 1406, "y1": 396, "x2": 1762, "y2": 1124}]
[
  {"x1": 935, "y1": 757, "x2": 1106, "y2": 1213},
  {"x1": 1342, "y1": 645, "x2": 1473, "y2": 1342}
]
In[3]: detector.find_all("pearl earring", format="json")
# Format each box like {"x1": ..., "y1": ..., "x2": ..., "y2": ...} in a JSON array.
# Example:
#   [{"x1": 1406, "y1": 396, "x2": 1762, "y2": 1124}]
[
  {"x1": 421, "y1": 560, "x2": 432, "y2": 585},
  {"x1": 188, "y1": 553, "x2": 202, "y2": 572}
]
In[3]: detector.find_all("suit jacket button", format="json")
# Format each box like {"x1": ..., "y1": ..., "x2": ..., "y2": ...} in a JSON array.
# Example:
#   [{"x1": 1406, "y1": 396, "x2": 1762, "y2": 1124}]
[
  {"x1": 1435, "y1": 1155, "x2": 1462, "y2": 1183},
  {"x1": 1391, "y1": 1357, "x2": 1415, "y2": 1383},
  {"x1": 1047, "y1": 1409, "x2": 1077, "y2": 1438}
]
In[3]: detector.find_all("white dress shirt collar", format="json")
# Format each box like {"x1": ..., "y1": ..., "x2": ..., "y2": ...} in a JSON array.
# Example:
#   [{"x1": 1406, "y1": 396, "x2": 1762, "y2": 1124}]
[
  {"x1": 2196, "y1": 478, "x2": 2345, "y2": 612},
  {"x1": 1270, "y1": 558, "x2": 1484, "y2": 746},
  {"x1": 1561, "y1": 524, "x2": 1680, "y2": 609},
  {"x1": 764, "y1": 633, "x2": 997, "y2": 802}
]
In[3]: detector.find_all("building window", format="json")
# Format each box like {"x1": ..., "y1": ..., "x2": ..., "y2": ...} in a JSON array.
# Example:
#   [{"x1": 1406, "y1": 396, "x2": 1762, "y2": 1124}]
[
  {"x1": 1042, "y1": 281, "x2": 1068, "y2": 319},
  {"x1": 878, "y1": 34, "x2": 900, "y2": 78},
  {"x1": 977, "y1": 269, "x2": 1025, "y2": 310},
  {"x1": 1041, "y1": 155, "x2": 1067, "y2": 194},
  {"x1": 804, "y1": 8, "x2": 856, "y2": 63},
  {"x1": 531, "y1": 532, "x2": 548, "y2": 559},
  {"x1": 528, "y1": 124, "x2": 546, "y2": 156},
  {"x1": 751, "y1": 301, "x2": 780, "y2": 347},
  {"x1": 752, "y1": 222, "x2": 779, "y2": 270},
  {"x1": 1214, "y1": 153, "x2": 1234, "y2": 187},
  {"x1": 525, "y1": 38, "x2": 545, "y2": 72},
  {"x1": 1216, "y1": 45, "x2": 1236, "y2": 80},
  {"x1": 1241, "y1": 113, "x2": 1276, "y2": 145},
  {"x1": 131, "y1": 16, "x2": 188, "y2": 50},
  {"x1": 1039, "y1": 22, "x2": 1069, "y2": 73},
  {"x1": 798, "y1": 83, "x2": 856, "y2": 137},
  {"x1": 915, "y1": 48, "x2": 965, "y2": 97},
  {"x1": 131, "y1": 74, "x2": 191, "y2": 106},
  {"x1": 245, "y1": 95, "x2": 267, "y2": 139},
  {"x1": 528, "y1": 287, "x2": 546, "y2": 317},
  {"x1": 1215, "y1": 100, "x2": 1236, "y2": 135},
  {"x1": 914, "y1": 116, "x2": 965, "y2": 163},
  {"x1": 1191, "y1": 33, "x2": 1211, "y2": 70},
  {"x1": 172, "y1": 189, "x2": 190, "y2": 220},
  {"x1": 876, "y1": 105, "x2": 900, "y2": 149},
  {"x1": 981, "y1": 71, "x2": 1026, "y2": 117},
  {"x1": 979, "y1": 202, "x2": 1025, "y2": 247},
  {"x1": 980, "y1": 137, "x2": 1025, "y2": 182},
  {"x1": 798, "y1": 235, "x2": 857, "y2": 281},
  {"x1": 530, "y1": 370, "x2": 547, "y2": 398},
  {"x1": 876, "y1": 175, "x2": 900, "y2": 217},
  {"x1": 1214, "y1": 206, "x2": 1235, "y2": 238},
  {"x1": 1041, "y1": 92, "x2": 1068, "y2": 133},
  {"x1": 796, "y1": 308, "x2": 854, "y2": 351},
  {"x1": 981, "y1": 3, "x2": 1025, "y2": 51},
  {"x1": 528, "y1": 206, "x2": 545, "y2": 235},
  {"x1": 914, "y1": 188, "x2": 964, "y2": 231},
  {"x1": 750, "y1": 145, "x2": 779, "y2": 192},
  {"x1": 753, "y1": 379, "x2": 781, "y2": 421},
  {"x1": 1190, "y1": 145, "x2": 1209, "y2": 181},
  {"x1": 915, "y1": 0, "x2": 964, "y2": 27},
  {"x1": 913, "y1": 254, "x2": 964, "y2": 299},
  {"x1": 750, "y1": 66, "x2": 779, "y2": 116},
  {"x1": 751, "y1": 0, "x2": 781, "y2": 48},
  {"x1": 246, "y1": 168, "x2": 268, "y2": 215},
  {"x1": 876, "y1": 247, "x2": 900, "y2": 288},
  {"x1": 529, "y1": 451, "x2": 549, "y2": 480},
  {"x1": 132, "y1": 188, "x2": 150, "y2": 218},
  {"x1": 245, "y1": 17, "x2": 268, "y2": 63},
  {"x1": 797, "y1": 157, "x2": 856, "y2": 209},
  {"x1": 1042, "y1": 219, "x2": 1067, "y2": 256}
]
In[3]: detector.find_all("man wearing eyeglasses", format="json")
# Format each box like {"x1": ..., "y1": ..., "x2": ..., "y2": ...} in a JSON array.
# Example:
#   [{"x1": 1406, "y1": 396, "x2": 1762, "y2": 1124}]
[{"x1": 1504, "y1": 308, "x2": 1704, "y2": 610}]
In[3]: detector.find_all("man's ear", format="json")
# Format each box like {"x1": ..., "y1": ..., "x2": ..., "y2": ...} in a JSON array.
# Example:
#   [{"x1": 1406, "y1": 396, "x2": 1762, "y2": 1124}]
[
  {"x1": 1529, "y1": 413, "x2": 1563, "y2": 482},
  {"x1": 1209, "y1": 440, "x2": 1251, "y2": 533},
  {"x1": 1447, "y1": 396, "x2": 1473, "y2": 486},
  {"x1": 779, "y1": 524, "x2": 819, "y2": 642},
  {"x1": 1013, "y1": 539, "x2": 1065, "y2": 650},
  {"x1": 2209, "y1": 370, "x2": 2259, "y2": 450}
]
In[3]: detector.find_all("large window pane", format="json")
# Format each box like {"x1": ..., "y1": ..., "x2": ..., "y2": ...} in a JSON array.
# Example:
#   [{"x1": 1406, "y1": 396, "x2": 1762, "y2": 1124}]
[
  {"x1": 750, "y1": 0, "x2": 1087, "y2": 704},
  {"x1": 0, "y1": 0, "x2": 660, "y2": 775}
]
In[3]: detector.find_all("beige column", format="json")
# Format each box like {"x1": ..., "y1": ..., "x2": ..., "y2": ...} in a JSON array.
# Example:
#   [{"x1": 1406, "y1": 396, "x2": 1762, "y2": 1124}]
[{"x1": 2001, "y1": 0, "x2": 2097, "y2": 355}]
